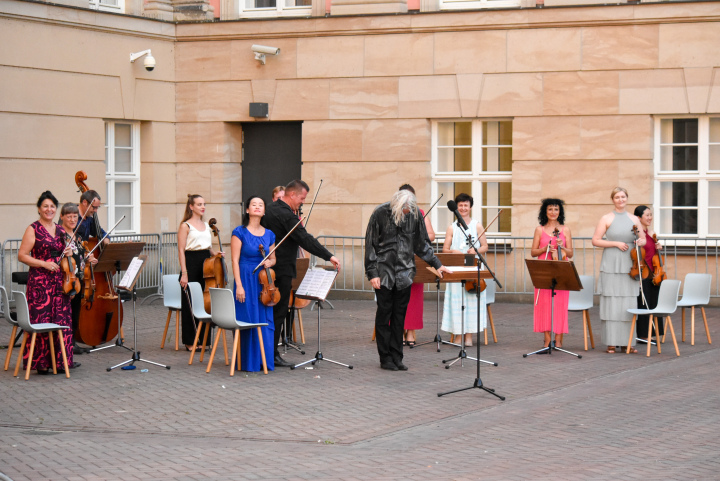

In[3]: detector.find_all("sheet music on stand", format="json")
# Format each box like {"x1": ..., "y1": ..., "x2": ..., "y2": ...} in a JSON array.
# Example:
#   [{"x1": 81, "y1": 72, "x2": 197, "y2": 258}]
[
  {"x1": 295, "y1": 268, "x2": 337, "y2": 301},
  {"x1": 117, "y1": 256, "x2": 146, "y2": 291}
]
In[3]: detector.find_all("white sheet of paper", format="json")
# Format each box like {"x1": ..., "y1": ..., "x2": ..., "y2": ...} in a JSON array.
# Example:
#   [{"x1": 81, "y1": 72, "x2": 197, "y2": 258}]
[{"x1": 118, "y1": 257, "x2": 143, "y2": 289}]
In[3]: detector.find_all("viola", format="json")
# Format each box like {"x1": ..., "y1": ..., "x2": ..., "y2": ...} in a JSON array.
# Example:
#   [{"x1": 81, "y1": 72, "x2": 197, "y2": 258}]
[
  {"x1": 258, "y1": 244, "x2": 281, "y2": 306},
  {"x1": 651, "y1": 233, "x2": 667, "y2": 286},
  {"x1": 630, "y1": 225, "x2": 650, "y2": 280},
  {"x1": 74, "y1": 171, "x2": 122, "y2": 347},
  {"x1": 202, "y1": 218, "x2": 228, "y2": 313}
]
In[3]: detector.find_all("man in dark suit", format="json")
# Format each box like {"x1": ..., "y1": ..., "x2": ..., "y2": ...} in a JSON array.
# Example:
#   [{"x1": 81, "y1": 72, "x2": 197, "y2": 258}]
[{"x1": 262, "y1": 180, "x2": 341, "y2": 367}]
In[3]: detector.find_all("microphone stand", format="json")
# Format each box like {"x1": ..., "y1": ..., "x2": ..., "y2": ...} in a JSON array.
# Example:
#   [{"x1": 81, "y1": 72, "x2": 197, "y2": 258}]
[{"x1": 439, "y1": 210, "x2": 504, "y2": 401}]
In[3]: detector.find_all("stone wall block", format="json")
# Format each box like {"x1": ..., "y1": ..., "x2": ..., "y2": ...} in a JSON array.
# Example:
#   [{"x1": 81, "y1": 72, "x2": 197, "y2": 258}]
[
  {"x1": 582, "y1": 25, "x2": 659, "y2": 71},
  {"x1": 176, "y1": 162, "x2": 212, "y2": 202},
  {"x1": 176, "y1": 82, "x2": 199, "y2": 122},
  {"x1": 363, "y1": 119, "x2": 430, "y2": 161},
  {"x1": 456, "y1": 74, "x2": 483, "y2": 118},
  {"x1": 141, "y1": 162, "x2": 177, "y2": 204},
  {"x1": 513, "y1": 117, "x2": 581, "y2": 161},
  {"x1": 134, "y1": 79, "x2": 176, "y2": 122},
  {"x1": 272, "y1": 79, "x2": 330, "y2": 120},
  {"x1": 297, "y1": 36, "x2": 364, "y2": 79},
  {"x1": 364, "y1": 33, "x2": 433, "y2": 77},
  {"x1": 398, "y1": 76, "x2": 461, "y2": 119},
  {"x1": 230, "y1": 40, "x2": 298, "y2": 81},
  {"x1": 511, "y1": 161, "x2": 543, "y2": 204},
  {"x1": 507, "y1": 28, "x2": 581, "y2": 72},
  {"x1": 175, "y1": 122, "x2": 227, "y2": 164},
  {"x1": 708, "y1": 68, "x2": 720, "y2": 113},
  {"x1": 329, "y1": 78, "x2": 398, "y2": 120},
  {"x1": 659, "y1": 22, "x2": 720, "y2": 69},
  {"x1": 302, "y1": 120, "x2": 364, "y2": 162},
  {"x1": 141, "y1": 121, "x2": 176, "y2": 164},
  {"x1": 543, "y1": 71, "x2": 619, "y2": 116},
  {"x1": 433, "y1": 30, "x2": 506, "y2": 75},
  {"x1": 193, "y1": 81, "x2": 254, "y2": 122},
  {"x1": 684, "y1": 68, "x2": 714, "y2": 114},
  {"x1": 478, "y1": 72, "x2": 543, "y2": 117},
  {"x1": 176, "y1": 41, "x2": 232, "y2": 82},
  {"x1": 580, "y1": 115, "x2": 653, "y2": 160},
  {"x1": 210, "y1": 162, "x2": 242, "y2": 204},
  {"x1": 619, "y1": 69, "x2": 687, "y2": 114}
]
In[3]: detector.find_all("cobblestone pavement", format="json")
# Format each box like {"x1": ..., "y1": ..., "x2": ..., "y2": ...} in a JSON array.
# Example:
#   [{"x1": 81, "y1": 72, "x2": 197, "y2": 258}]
[{"x1": 1, "y1": 298, "x2": 718, "y2": 480}]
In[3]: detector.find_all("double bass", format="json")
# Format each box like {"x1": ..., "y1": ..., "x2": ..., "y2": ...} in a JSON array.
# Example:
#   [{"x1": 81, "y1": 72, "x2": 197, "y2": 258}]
[
  {"x1": 74, "y1": 171, "x2": 123, "y2": 347},
  {"x1": 202, "y1": 218, "x2": 228, "y2": 313}
]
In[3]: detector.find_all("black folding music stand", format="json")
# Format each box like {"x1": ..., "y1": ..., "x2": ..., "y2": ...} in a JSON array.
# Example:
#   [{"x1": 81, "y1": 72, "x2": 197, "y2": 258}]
[
  {"x1": 90, "y1": 242, "x2": 144, "y2": 353},
  {"x1": 523, "y1": 259, "x2": 583, "y2": 359}
]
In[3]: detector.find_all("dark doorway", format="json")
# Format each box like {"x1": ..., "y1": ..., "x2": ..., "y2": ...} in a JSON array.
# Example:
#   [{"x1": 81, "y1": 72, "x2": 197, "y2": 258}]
[{"x1": 241, "y1": 121, "x2": 302, "y2": 206}]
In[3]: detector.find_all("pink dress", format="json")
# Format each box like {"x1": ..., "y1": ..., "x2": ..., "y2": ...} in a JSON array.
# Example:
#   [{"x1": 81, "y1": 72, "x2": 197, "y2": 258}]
[{"x1": 533, "y1": 229, "x2": 569, "y2": 334}]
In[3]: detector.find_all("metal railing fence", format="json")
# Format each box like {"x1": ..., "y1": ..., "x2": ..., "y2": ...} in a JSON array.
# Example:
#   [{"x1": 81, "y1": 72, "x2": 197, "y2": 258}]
[{"x1": 4, "y1": 233, "x2": 720, "y2": 301}]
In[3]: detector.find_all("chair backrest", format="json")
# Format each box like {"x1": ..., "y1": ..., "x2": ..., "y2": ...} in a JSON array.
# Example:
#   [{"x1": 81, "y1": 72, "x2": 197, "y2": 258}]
[
  {"x1": 11, "y1": 291, "x2": 34, "y2": 332},
  {"x1": 187, "y1": 282, "x2": 211, "y2": 320},
  {"x1": 0, "y1": 285, "x2": 16, "y2": 325},
  {"x1": 568, "y1": 275, "x2": 594, "y2": 311},
  {"x1": 680, "y1": 273, "x2": 712, "y2": 306},
  {"x1": 652, "y1": 279, "x2": 681, "y2": 315},
  {"x1": 485, "y1": 281, "x2": 496, "y2": 305},
  {"x1": 163, "y1": 274, "x2": 182, "y2": 309},
  {"x1": 209, "y1": 288, "x2": 240, "y2": 330}
]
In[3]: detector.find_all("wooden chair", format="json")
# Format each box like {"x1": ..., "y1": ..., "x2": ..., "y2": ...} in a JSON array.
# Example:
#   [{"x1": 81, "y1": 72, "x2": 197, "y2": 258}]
[
  {"x1": 12, "y1": 291, "x2": 70, "y2": 380},
  {"x1": 627, "y1": 280, "x2": 681, "y2": 357},
  {"x1": 567, "y1": 275, "x2": 595, "y2": 350},
  {"x1": 207, "y1": 288, "x2": 269, "y2": 375},
  {"x1": 159, "y1": 275, "x2": 182, "y2": 350},
  {"x1": 676, "y1": 273, "x2": 712, "y2": 346}
]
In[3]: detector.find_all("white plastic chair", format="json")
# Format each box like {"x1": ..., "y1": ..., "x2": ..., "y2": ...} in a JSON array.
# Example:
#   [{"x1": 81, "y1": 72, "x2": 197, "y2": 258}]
[
  {"x1": 187, "y1": 282, "x2": 216, "y2": 365},
  {"x1": 568, "y1": 275, "x2": 595, "y2": 351},
  {"x1": 1, "y1": 286, "x2": 21, "y2": 371},
  {"x1": 160, "y1": 275, "x2": 182, "y2": 350},
  {"x1": 676, "y1": 273, "x2": 712, "y2": 346},
  {"x1": 627, "y1": 279, "x2": 681, "y2": 357},
  {"x1": 208, "y1": 288, "x2": 269, "y2": 376},
  {"x1": 12, "y1": 291, "x2": 70, "y2": 380},
  {"x1": 483, "y1": 282, "x2": 498, "y2": 345}
]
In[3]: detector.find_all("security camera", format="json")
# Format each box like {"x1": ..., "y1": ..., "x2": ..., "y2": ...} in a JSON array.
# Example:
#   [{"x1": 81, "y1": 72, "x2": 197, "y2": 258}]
[
  {"x1": 130, "y1": 49, "x2": 156, "y2": 72},
  {"x1": 251, "y1": 45, "x2": 280, "y2": 65}
]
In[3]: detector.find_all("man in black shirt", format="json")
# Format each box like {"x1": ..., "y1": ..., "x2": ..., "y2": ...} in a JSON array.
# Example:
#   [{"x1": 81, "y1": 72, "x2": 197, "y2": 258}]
[
  {"x1": 365, "y1": 189, "x2": 449, "y2": 371},
  {"x1": 262, "y1": 180, "x2": 341, "y2": 367}
]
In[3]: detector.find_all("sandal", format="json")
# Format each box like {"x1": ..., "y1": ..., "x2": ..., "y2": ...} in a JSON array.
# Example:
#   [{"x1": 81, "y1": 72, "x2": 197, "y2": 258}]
[
  {"x1": 625, "y1": 347, "x2": 638, "y2": 354},
  {"x1": 407, "y1": 341, "x2": 416, "y2": 347},
  {"x1": 605, "y1": 346, "x2": 616, "y2": 354}
]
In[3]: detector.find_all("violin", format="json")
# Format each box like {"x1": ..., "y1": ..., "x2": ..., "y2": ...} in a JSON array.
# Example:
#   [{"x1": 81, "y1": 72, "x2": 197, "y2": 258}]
[
  {"x1": 258, "y1": 244, "x2": 281, "y2": 306},
  {"x1": 202, "y1": 218, "x2": 228, "y2": 313},
  {"x1": 60, "y1": 253, "x2": 81, "y2": 297},
  {"x1": 630, "y1": 225, "x2": 650, "y2": 280},
  {"x1": 74, "y1": 171, "x2": 122, "y2": 347},
  {"x1": 651, "y1": 233, "x2": 667, "y2": 286},
  {"x1": 464, "y1": 235, "x2": 487, "y2": 294},
  {"x1": 551, "y1": 228, "x2": 567, "y2": 261}
]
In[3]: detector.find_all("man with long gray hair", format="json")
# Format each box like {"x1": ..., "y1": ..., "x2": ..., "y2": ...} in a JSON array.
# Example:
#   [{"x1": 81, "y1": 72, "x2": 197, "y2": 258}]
[{"x1": 365, "y1": 189, "x2": 450, "y2": 371}]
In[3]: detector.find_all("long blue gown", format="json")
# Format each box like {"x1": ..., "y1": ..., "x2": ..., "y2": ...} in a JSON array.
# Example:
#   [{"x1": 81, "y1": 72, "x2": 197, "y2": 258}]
[{"x1": 232, "y1": 225, "x2": 275, "y2": 372}]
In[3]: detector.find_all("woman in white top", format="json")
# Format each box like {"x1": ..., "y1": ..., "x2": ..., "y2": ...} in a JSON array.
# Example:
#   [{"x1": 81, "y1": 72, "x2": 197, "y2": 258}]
[
  {"x1": 177, "y1": 194, "x2": 221, "y2": 351},
  {"x1": 441, "y1": 193, "x2": 488, "y2": 347}
]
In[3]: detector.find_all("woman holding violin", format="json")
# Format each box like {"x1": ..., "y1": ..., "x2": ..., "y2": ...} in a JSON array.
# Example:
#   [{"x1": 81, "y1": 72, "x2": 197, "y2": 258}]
[
  {"x1": 530, "y1": 198, "x2": 574, "y2": 351},
  {"x1": 178, "y1": 194, "x2": 220, "y2": 351},
  {"x1": 230, "y1": 195, "x2": 276, "y2": 371},
  {"x1": 17, "y1": 191, "x2": 76, "y2": 375},
  {"x1": 441, "y1": 193, "x2": 488, "y2": 347},
  {"x1": 591, "y1": 187, "x2": 646, "y2": 354},
  {"x1": 633, "y1": 205, "x2": 665, "y2": 341}
]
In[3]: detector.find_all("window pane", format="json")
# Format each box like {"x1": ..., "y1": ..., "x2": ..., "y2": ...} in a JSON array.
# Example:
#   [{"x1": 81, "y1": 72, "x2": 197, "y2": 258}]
[
  {"x1": 115, "y1": 182, "x2": 132, "y2": 205},
  {"x1": 438, "y1": 122, "x2": 471, "y2": 147},
  {"x1": 710, "y1": 145, "x2": 720, "y2": 171},
  {"x1": 483, "y1": 121, "x2": 512, "y2": 146},
  {"x1": 710, "y1": 118, "x2": 720, "y2": 142},
  {"x1": 659, "y1": 181, "x2": 697, "y2": 234},
  {"x1": 710, "y1": 182, "x2": 720, "y2": 207},
  {"x1": 660, "y1": 208, "x2": 697, "y2": 235},
  {"x1": 669, "y1": 119, "x2": 698, "y2": 144},
  {"x1": 483, "y1": 147, "x2": 512, "y2": 172},
  {"x1": 115, "y1": 124, "x2": 132, "y2": 148},
  {"x1": 115, "y1": 207, "x2": 132, "y2": 231},
  {"x1": 115, "y1": 148, "x2": 132, "y2": 173},
  {"x1": 285, "y1": 0, "x2": 310, "y2": 5},
  {"x1": 437, "y1": 147, "x2": 471, "y2": 172},
  {"x1": 437, "y1": 181, "x2": 472, "y2": 231},
  {"x1": 709, "y1": 209, "x2": 720, "y2": 236},
  {"x1": 246, "y1": 0, "x2": 275, "y2": 6},
  {"x1": 481, "y1": 182, "x2": 512, "y2": 232},
  {"x1": 660, "y1": 145, "x2": 698, "y2": 171}
]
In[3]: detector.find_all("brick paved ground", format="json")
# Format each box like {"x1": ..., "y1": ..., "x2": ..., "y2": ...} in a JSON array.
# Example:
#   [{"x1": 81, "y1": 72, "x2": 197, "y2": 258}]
[{"x1": 0, "y1": 298, "x2": 718, "y2": 480}]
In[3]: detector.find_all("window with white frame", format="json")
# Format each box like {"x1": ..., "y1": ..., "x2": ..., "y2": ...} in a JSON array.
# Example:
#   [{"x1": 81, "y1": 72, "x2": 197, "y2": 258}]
[
  {"x1": 105, "y1": 121, "x2": 140, "y2": 235},
  {"x1": 654, "y1": 116, "x2": 720, "y2": 237},
  {"x1": 431, "y1": 119, "x2": 513, "y2": 237},
  {"x1": 439, "y1": 0, "x2": 520, "y2": 10},
  {"x1": 239, "y1": 0, "x2": 311, "y2": 17},
  {"x1": 89, "y1": 0, "x2": 124, "y2": 13}
]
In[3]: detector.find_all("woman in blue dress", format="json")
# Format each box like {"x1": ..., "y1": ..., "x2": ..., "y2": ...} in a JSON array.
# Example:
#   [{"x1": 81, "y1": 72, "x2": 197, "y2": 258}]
[{"x1": 230, "y1": 196, "x2": 276, "y2": 371}]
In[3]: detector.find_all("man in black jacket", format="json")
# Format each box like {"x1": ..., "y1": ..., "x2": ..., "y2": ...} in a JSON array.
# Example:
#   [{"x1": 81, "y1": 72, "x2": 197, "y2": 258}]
[
  {"x1": 365, "y1": 189, "x2": 450, "y2": 371},
  {"x1": 262, "y1": 180, "x2": 341, "y2": 367}
]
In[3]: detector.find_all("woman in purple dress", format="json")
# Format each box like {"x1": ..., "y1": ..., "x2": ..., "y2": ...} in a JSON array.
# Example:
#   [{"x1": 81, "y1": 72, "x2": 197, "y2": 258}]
[{"x1": 17, "y1": 191, "x2": 75, "y2": 375}]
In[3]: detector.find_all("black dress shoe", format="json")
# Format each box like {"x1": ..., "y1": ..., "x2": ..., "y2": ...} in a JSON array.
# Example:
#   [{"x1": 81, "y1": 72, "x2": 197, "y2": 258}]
[
  {"x1": 380, "y1": 362, "x2": 398, "y2": 371},
  {"x1": 274, "y1": 355, "x2": 293, "y2": 368},
  {"x1": 394, "y1": 361, "x2": 408, "y2": 371}
]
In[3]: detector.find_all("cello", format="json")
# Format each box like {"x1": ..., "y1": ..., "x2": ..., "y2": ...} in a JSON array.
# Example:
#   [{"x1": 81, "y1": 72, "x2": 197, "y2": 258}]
[
  {"x1": 202, "y1": 218, "x2": 228, "y2": 313},
  {"x1": 74, "y1": 171, "x2": 123, "y2": 347}
]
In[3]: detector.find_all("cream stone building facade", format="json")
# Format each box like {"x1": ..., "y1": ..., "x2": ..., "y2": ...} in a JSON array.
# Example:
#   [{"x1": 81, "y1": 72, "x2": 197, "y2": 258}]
[{"x1": 2, "y1": 0, "x2": 720, "y2": 256}]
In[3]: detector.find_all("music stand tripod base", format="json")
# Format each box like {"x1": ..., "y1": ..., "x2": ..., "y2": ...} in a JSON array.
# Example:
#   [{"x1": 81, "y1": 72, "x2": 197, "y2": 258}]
[{"x1": 291, "y1": 300, "x2": 352, "y2": 370}]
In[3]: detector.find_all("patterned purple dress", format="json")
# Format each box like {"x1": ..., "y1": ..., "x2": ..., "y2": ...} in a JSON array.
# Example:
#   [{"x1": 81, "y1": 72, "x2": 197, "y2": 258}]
[{"x1": 22, "y1": 221, "x2": 74, "y2": 370}]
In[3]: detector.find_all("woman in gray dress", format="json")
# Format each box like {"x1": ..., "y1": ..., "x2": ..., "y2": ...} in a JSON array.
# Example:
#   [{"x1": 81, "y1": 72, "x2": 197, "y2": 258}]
[{"x1": 591, "y1": 187, "x2": 646, "y2": 353}]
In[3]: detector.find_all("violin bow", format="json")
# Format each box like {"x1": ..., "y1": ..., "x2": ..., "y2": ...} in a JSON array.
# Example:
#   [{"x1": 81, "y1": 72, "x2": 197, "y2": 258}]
[
  {"x1": 58, "y1": 205, "x2": 92, "y2": 261},
  {"x1": 84, "y1": 216, "x2": 126, "y2": 258},
  {"x1": 252, "y1": 217, "x2": 304, "y2": 274},
  {"x1": 422, "y1": 193, "x2": 443, "y2": 220},
  {"x1": 302, "y1": 179, "x2": 323, "y2": 228},
  {"x1": 634, "y1": 231, "x2": 648, "y2": 307}
]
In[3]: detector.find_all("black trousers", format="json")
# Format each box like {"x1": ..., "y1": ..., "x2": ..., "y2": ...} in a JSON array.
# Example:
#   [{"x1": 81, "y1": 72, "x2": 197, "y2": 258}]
[
  {"x1": 374, "y1": 285, "x2": 412, "y2": 365},
  {"x1": 180, "y1": 250, "x2": 211, "y2": 346},
  {"x1": 272, "y1": 275, "x2": 294, "y2": 358},
  {"x1": 636, "y1": 277, "x2": 664, "y2": 338}
]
